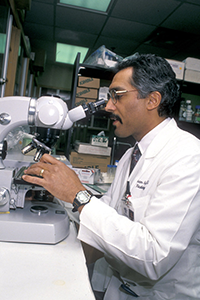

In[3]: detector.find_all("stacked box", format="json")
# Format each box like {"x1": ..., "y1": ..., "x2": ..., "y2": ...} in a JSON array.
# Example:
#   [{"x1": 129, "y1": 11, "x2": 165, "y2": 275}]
[
  {"x1": 183, "y1": 57, "x2": 200, "y2": 84},
  {"x1": 75, "y1": 76, "x2": 100, "y2": 106},
  {"x1": 184, "y1": 70, "x2": 200, "y2": 84},
  {"x1": 75, "y1": 141, "x2": 111, "y2": 156},
  {"x1": 70, "y1": 151, "x2": 110, "y2": 172},
  {"x1": 78, "y1": 76, "x2": 100, "y2": 88},
  {"x1": 76, "y1": 87, "x2": 98, "y2": 99}
]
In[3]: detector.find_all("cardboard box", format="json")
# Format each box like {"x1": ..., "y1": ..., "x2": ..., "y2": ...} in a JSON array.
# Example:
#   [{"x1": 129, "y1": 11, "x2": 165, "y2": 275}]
[
  {"x1": 166, "y1": 59, "x2": 185, "y2": 80},
  {"x1": 75, "y1": 97, "x2": 96, "y2": 107},
  {"x1": 72, "y1": 167, "x2": 101, "y2": 184},
  {"x1": 184, "y1": 69, "x2": 200, "y2": 84},
  {"x1": 76, "y1": 87, "x2": 98, "y2": 99},
  {"x1": 75, "y1": 141, "x2": 111, "y2": 156},
  {"x1": 78, "y1": 76, "x2": 100, "y2": 89},
  {"x1": 70, "y1": 151, "x2": 110, "y2": 172},
  {"x1": 184, "y1": 57, "x2": 200, "y2": 71}
]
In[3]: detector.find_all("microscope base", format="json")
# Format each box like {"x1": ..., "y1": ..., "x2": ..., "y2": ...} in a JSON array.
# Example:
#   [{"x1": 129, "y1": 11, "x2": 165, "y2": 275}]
[{"x1": 0, "y1": 200, "x2": 70, "y2": 244}]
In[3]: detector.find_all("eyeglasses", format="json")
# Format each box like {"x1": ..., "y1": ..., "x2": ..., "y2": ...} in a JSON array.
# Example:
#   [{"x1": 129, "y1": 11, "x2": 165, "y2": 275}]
[{"x1": 107, "y1": 89, "x2": 138, "y2": 105}]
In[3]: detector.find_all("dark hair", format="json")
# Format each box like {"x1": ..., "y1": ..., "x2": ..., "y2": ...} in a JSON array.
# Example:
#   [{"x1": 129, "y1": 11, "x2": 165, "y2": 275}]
[{"x1": 116, "y1": 54, "x2": 179, "y2": 117}]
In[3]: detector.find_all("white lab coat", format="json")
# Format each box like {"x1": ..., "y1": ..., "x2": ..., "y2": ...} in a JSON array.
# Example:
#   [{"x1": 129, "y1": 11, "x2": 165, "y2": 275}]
[{"x1": 78, "y1": 118, "x2": 200, "y2": 300}]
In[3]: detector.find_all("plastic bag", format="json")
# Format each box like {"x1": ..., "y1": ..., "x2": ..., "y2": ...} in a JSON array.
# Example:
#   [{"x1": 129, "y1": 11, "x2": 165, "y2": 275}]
[
  {"x1": 84, "y1": 45, "x2": 123, "y2": 68},
  {"x1": 122, "y1": 52, "x2": 139, "y2": 62}
]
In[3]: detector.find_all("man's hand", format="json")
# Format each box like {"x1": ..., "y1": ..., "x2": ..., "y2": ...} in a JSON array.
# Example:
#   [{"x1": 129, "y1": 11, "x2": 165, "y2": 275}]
[{"x1": 22, "y1": 154, "x2": 85, "y2": 204}]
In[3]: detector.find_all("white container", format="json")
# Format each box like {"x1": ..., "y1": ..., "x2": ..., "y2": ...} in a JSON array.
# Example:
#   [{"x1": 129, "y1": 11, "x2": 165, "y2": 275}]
[
  {"x1": 184, "y1": 57, "x2": 200, "y2": 71},
  {"x1": 184, "y1": 69, "x2": 200, "y2": 84},
  {"x1": 166, "y1": 59, "x2": 185, "y2": 80}
]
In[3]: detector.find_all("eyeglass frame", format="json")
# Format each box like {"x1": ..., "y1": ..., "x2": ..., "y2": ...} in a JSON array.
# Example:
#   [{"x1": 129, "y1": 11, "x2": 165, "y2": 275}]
[{"x1": 107, "y1": 89, "x2": 138, "y2": 105}]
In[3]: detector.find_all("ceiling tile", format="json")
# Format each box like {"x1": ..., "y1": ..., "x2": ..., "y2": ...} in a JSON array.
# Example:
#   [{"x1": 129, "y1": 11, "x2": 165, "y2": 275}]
[
  {"x1": 24, "y1": 23, "x2": 54, "y2": 41},
  {"x1": 143, "y1": 27, "x2": 198, "y2": 53},
  {"x1": 102, "y1": 17, "x2": 156, "y2": 42},
  {"x1": 111, "y1": 0, "x2": 180, "y2": 25},
  {"x1": 162, "y1": 3, "x2": 200, "y2": 34},
  {"x1": 175, "y1": 0, "x2": 200, "y2": 4},
  {"x1": 25, "y1": 2, "x2": 54, "y2": 26},
  {"x1": 55, "y1": 6, "x2": 107, "y2": 34},
  {"x1": 55, "y1": 28, "x2": 98, "y2": 47},
  {"x1": 32, "y1": 0, "x2": 54, "y2": 3}
]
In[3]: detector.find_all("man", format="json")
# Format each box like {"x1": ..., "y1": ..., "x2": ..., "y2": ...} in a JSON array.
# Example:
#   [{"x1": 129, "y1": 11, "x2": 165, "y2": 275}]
[{"x1": 23, "y1": 54, "x2": 200, "y2": 299}]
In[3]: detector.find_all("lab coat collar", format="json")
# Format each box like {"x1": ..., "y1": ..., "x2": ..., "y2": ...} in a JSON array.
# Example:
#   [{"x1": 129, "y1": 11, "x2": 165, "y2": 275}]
[
  {"x1": 142, "y1": 118, "x2": 178, "y2": 159},
  {"x1": 125, "y1": 118, "x2": 178, "y2": 182},
  {"x1": 138, "y1": 117, "x2": 171, "y2": 155}
]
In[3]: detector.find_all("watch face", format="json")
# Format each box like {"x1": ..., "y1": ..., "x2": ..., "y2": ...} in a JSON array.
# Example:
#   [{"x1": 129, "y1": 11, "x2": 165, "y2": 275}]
[
  {"x1": 72, "y1": 190, "x2": 92, "y2": 212},
  {"x1": 77, "y1": 191, "x2": 91, "y2": 204}
]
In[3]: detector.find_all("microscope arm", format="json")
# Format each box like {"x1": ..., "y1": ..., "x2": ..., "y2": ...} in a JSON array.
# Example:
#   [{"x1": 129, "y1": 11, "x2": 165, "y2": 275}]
[
  {"x1": 0, "y1": 96, "x2": 88, "y2": 140},
  {"x1": 0, "y1": 96, "x2": 105, "y2": 168},
  {"x1": 0, "y1": 95, "x2": 105, "y2": 213}
]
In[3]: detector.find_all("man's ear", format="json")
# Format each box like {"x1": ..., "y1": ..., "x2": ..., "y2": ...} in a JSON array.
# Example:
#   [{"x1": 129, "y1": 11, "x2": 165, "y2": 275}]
[{"x1": 147, "y1": 91, "x2": 162, "y2": 111}]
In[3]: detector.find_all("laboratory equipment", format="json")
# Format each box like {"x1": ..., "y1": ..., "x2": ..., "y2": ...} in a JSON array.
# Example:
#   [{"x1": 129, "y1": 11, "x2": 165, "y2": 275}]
[{"x1": 0, "y1": 95, "x2": 105, "y2": 244}]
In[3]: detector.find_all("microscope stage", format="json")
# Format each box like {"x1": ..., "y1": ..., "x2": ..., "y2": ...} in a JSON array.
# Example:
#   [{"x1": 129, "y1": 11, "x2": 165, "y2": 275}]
[{"x1": 0, "y1": 200, "x2": 70, "y2": 244}]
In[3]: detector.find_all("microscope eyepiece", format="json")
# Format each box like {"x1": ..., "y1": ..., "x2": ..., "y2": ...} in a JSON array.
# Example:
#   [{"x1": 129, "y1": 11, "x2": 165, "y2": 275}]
[{"x1": 83, "y1": 99, "x2": 106, "y2": 118}]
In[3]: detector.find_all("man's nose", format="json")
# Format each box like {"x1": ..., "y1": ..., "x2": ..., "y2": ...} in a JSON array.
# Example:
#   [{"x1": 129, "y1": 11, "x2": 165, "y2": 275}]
[{"x1": 105, "y1": 98, "x2": 116, "y2": 112}]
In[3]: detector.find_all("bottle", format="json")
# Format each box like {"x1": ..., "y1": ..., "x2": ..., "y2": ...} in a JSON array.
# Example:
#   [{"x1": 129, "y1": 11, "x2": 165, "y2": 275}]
[
  {"x1": 194, "y1": 105, "x2": 200, "y2": 124},
  {"x1": 107, "y1": 165, "x2": 117, "y2": 181},
  {"x1": 179, "y1": 100, "x2": 186, "y2": 121},
  {"x1": 185, "y1": 100, "x2": 193, "y2": 122},
  {"x1": 114, "y1": 160, "x2": 119, "y2": 167}
]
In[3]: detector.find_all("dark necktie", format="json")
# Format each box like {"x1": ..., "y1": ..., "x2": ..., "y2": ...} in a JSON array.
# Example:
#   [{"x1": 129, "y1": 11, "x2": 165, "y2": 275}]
[{"x1": 130, "y1": 143, "x2": 141, "y2": 174}]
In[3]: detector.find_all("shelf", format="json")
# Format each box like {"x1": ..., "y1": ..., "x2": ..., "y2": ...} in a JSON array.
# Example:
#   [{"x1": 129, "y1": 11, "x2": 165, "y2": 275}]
[
  {"x1": 179, "y1": 81, "x2": 200, "y2": 95},
  {"x1": 88, "y1": 115, "x2": 110, "y2": 131},
  {"x1": 78, "y1": 64, "x2": 115, "y2": 80}
]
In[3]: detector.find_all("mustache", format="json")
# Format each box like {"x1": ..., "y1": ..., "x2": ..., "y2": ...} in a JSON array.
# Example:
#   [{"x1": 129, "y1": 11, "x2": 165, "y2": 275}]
[{"x1": 110, "y1": 113, "x2": 122, "y2": 124}]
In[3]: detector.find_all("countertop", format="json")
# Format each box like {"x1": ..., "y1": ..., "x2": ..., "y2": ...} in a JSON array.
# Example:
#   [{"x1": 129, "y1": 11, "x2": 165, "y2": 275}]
[{"x1": 0, "y1": 221, "x2": 95, "y2": 300}]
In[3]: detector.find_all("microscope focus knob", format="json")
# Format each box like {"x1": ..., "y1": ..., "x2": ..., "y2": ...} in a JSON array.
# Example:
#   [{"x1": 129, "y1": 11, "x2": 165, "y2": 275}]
[{"x1": 0, "y1": 188, "x2": 10, "y2": 206}]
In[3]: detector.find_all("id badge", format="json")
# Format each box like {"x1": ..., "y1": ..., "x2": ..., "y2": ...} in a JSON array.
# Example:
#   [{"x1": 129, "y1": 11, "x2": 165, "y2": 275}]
[{"x1": 121, "y1": 194, "x2": 134, "y2": 221}]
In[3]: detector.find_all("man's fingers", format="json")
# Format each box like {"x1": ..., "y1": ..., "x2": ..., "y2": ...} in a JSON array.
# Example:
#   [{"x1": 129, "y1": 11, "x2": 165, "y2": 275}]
[
  {"x1": 22, "y1": 174, "x2": 44, "y2": 185},
  {"x1": 40, "y1": 153, "x2": 58, "y2": 164}
]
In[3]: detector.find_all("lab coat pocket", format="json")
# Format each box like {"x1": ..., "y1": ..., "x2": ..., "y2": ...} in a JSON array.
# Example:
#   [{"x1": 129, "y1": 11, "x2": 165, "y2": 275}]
[{"x1": 131, "y1": 195, "x2": 151, "y2": 222}]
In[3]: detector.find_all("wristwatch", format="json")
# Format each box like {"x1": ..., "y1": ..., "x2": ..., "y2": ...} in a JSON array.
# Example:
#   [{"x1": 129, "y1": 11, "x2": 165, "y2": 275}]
[{"x1": 72, "y1": 190, "x2": 93, "y2": 212}]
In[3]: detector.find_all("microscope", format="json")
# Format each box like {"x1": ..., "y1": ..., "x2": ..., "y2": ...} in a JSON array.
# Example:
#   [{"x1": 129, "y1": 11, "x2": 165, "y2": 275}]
[{"x1": 0, "y1": 95, "x2": 105, "y2": 244}]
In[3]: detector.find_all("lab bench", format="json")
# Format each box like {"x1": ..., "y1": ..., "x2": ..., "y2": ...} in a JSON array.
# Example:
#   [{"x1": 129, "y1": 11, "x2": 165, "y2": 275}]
[{"x1": 0, "y1": 221, "x2": 95, "y2": 300}]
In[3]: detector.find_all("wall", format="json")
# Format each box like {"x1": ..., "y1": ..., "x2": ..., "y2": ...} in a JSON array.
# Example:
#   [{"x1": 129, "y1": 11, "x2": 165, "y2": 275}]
[{"x1": 37, "y1": 62, "x2": 73, "y2": 91}]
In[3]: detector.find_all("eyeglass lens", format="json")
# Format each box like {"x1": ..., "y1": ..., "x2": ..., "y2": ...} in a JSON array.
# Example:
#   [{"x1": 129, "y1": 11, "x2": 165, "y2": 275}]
[{"x1": 107, "y1": 90, "x2": 116, "y2": 103}]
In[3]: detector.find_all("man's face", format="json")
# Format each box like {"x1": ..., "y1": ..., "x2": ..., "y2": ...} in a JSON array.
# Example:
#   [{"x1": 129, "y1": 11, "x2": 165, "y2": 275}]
[{"x1": 105, "y1": 67, "x2": 148, "y2": 141}]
